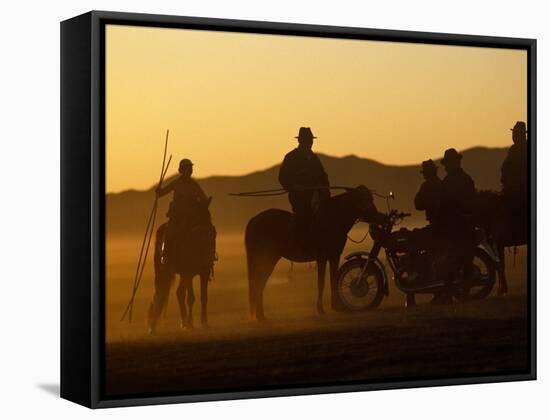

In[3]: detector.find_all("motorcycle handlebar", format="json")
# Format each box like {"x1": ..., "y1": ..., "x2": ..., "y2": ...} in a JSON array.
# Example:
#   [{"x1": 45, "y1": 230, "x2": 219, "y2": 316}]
[{"x1": 388, "y1": 211, "x2": 411, "y2": 220}]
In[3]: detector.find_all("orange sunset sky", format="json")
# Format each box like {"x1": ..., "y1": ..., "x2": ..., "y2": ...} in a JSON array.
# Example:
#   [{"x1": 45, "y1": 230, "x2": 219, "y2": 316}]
[{"x1": 106, "y1": 24, "x2": 527, "y2": 193}]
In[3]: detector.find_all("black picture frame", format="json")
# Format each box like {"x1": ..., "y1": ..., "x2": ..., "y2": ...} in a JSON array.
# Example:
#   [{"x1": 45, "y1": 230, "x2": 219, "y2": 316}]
[{"x1": 60, "y1": 10, "x2": 537, "y2": 409}]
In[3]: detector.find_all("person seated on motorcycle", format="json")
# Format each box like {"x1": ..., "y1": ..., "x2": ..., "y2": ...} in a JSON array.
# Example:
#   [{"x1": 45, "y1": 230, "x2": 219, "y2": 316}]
[
  {"x1": 278, "y1": 127, "x2": 330, "y2": 246},
  {"x1": 407, "y1": 159, "x2": 444, "y2": 282},
  {"x1": 156, "y1": 158, "x2": 214, "y2": 262},
  {"x1": 414, "y1": 159, "x2": 444, "y2": 249},
  {"x1": 415, "y1": 159, "x2": 443, "y2": 227},
  {"x1": 501, "y1": 121, "x2": 528, "y2": 230},
  {"x1": 437, "y1": 148, "x2": 477, "y2": 301}
]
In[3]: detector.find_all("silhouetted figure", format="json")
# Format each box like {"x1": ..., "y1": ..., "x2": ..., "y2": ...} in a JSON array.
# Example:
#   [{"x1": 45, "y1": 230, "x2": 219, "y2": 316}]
[
  {"x1": 279, "y1": 127, "x2": 330, "y2": 244},
  {"x1": 150, "y1": 159, "x2": 216, "y2": 331},
  {"x1": 501, "y1": 121, "x2": 528, "y2": 217},
  {"x1": 440, "y1": 148, "x2": 476, "y2": 231},
  {"x1": 157, "y1": 158, "x2": 216, "y2": 263},
  {"x1": 405, "y1": 159, "x2": 444, "y2": 291},
  {"x1": 414, "y1": 159, "x2": 442, "y2": 225},
  {"x1": 157, "y1": 158, "x2": 208, "y2": 226},
  {"x1": 437, "y1": 148, "x2": 476, "y2": 302},
  {"x1": 245, "y1": 186, "x2": 386, "y2": 320}
]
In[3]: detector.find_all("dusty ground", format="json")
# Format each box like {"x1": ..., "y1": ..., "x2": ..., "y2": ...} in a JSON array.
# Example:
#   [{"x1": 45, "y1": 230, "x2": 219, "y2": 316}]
[{"x1": 105, "y1": 232, "x2": 530, "y2": 398}]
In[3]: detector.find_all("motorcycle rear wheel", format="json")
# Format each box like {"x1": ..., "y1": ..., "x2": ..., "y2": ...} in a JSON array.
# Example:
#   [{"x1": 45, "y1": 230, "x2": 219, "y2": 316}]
[
  {"x1": 454, "y1": 248, "x2": 496, "y2": 301},
  {"x1": 336, "y1": 258, "x2": 385, "y2": 312}
]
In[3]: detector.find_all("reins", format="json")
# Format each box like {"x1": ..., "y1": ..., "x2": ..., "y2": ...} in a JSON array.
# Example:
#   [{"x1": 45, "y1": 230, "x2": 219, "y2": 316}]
[
  {"x1": 346, "y1": 220, "x2": 370, "y2": 244},
  {"x1": 231, "y1": 186, "x2": 381, "y2": 245}
]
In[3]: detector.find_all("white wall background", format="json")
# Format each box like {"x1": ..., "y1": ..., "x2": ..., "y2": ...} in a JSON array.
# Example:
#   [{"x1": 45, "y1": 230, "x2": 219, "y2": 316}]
[{"x1": 0, "y1": 0, "x2": 547, "y2": 418}]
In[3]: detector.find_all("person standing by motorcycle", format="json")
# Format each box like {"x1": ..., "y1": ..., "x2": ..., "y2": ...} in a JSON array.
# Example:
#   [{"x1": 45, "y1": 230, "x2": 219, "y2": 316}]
[
  {"x1": 438, "y1": 148, "x2": 477, "y2": 301},
  {"x1": 278, "y1": 127, "x2": 330, "y2": 245}
]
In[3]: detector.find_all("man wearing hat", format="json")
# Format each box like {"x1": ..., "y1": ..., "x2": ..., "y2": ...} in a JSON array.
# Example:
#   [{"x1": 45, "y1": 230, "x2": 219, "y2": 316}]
[
  {"x1": 440, "y1": 148, "x2": 476, "y2": 224},
  {"x1": 156, "y1": 158, "x2": 213, "y2": 261},
  {"x1": 438, "y1": 148, "x2": 476, "y2": 300},
  {"x1": 501, "y1": 121, "x2": 528, "y2": 211},
  {"x1": 156, "y1": 158, "x2": 208, "y2": 220},
  {"x1": 415, "y1": 159, "x2": 443, "y2": 226},
  {"x1": 402, "y1": 159, "x2": 444, "y2": 289},
  {"x1": 278, "y1": 127, "x2": 330, "y2": 242}
]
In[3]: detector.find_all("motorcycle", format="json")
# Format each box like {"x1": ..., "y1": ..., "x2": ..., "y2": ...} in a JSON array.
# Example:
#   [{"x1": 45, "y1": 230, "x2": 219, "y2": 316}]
[{"x1": 335, "y1": 208, "x2": 499, "y2": 311}]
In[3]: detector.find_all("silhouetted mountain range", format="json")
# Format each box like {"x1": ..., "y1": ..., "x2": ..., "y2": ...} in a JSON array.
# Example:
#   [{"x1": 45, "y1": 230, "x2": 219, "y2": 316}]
[{"x1": 106, "y1": 146, "x2": 507, "y2": 235}]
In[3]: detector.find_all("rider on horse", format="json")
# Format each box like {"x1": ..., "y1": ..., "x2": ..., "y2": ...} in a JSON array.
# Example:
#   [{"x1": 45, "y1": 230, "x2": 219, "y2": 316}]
[
  {"x1": 156, "y1": 158, "x2": 216, "y2": 268},
  {"x1": 278, "y1": 127, "x2": 330, "y2": 246},
  {"x1": 148, "y1": 159, "x2": 216, "y2": 333},
  {"x1": 501, "y1": 121, "x2": 528, "y2": 226}
]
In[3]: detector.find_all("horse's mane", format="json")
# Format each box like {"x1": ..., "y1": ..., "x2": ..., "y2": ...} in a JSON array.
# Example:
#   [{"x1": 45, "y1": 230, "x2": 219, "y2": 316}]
[
  {"x1": 328, "y1": 189, "x2": 353, "y2": 203},
  {"x1": 325, "y1": 188, "x2": 363, "y2": 212}
]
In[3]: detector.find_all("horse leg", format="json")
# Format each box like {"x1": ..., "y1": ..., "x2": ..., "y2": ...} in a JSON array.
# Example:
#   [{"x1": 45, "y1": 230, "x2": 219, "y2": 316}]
[
  {"x1": 176, "y1": 275, "x2": 188, "y2": 329},
  {"x1": 329, "y1": 256, "x2": 341, "y2": 311},
  {"x1": 497, "y1": 244, "x2": 508, "y2": 296},
  {"x1": 248, "y1": 254, "x2": 278, "y2": 322},
  {"x1": 255, "y1": 271, "x2": 269, "y2": 322},
  {"x1": 316, "y1": 259, "x2": 327, "y2": 315},
  {"x1": 147, "y1": 267, "x2": 172, "y2": 335},
  {"x1": 186, "y1": 275, "x2": 196, "y2": 329},
  {"x1": 200, "y1": 271, "x2": 209, "y2": 327}
]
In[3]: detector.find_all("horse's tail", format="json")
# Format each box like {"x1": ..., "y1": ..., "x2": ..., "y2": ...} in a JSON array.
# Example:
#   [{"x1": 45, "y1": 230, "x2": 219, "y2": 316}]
[
  {"x1": 245, "y1": 219, "x2": 256, "y2": 320},
  {"x1": 148, "y1": 223, "x2": 174, "y2": 331}
]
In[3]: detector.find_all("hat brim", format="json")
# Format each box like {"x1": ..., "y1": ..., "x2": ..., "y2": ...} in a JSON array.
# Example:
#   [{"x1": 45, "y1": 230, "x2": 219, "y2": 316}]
[{"x1": 510, "y1": 128, "x2": 528, "y2": 133}]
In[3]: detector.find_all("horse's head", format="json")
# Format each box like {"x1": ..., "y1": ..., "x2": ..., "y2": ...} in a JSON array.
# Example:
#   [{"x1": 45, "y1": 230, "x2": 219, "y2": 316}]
[{"x1": 347, "y1": 185, "x2": 378, "y2": 221}]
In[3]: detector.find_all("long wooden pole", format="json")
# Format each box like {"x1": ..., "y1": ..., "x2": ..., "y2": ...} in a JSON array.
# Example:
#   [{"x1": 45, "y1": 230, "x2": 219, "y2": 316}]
[{"x1": 121, "y1": 130, "x2": 171, "y2": 322}]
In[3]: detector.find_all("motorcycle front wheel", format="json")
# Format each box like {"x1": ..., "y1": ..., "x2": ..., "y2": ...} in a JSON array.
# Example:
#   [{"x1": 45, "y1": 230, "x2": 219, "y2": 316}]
[
  {"x1": 336, "y1": 258, "x2": 385, "y2": 312},
  {"x1": 454, "y1": 247, "x2": 496, "y2": 301}
]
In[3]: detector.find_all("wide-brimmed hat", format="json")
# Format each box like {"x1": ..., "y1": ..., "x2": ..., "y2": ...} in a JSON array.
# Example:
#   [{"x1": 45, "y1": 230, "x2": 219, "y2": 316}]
[
  {"x1": 295, "y1": 127, "x2": 317, "y2": 140},
  {"x1": 420, "y1": 159, "x2": 438, "y2": 174},
  {"x1": 179, "y1": 158, "x2": 194, "y2": 167},
  {"x1": 441, "y1": 148, "x2": 462, "y2": 166},
  {"x1": 511, "y1": 121, "x2": 527, "y2": 133}
]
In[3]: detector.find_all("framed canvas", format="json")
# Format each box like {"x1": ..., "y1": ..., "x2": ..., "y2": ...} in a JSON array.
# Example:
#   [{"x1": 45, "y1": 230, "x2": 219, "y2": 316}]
[{"x1": 60, "y1": 11, "x2": 536, "y2": 408}]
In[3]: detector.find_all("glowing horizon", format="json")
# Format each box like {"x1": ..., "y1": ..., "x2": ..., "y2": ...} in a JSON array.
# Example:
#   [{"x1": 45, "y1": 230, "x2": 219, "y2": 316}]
[
  {"x1": 106, "y1": 25, "x2": 526, "y2": 193},
  {"x1": 107, "y1": 144, "x2": 510, "y2": 194}
]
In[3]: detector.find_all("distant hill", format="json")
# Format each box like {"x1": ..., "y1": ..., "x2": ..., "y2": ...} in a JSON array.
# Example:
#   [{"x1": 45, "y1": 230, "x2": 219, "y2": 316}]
[{"x1": 106, "y1": 146, "x2": 508, "y2": 235}]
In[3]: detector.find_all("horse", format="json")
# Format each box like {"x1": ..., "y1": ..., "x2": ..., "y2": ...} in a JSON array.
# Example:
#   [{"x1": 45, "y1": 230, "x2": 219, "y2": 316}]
[
  {"x1": 473, "y1": 190, "x2": 528, "y2": 295},
  {"x1": 147, "y1": 200, "x2": 216, "y2": 334},
  {"x1": 245, "y1": 186, "x2": 382, "y2": 321}
]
